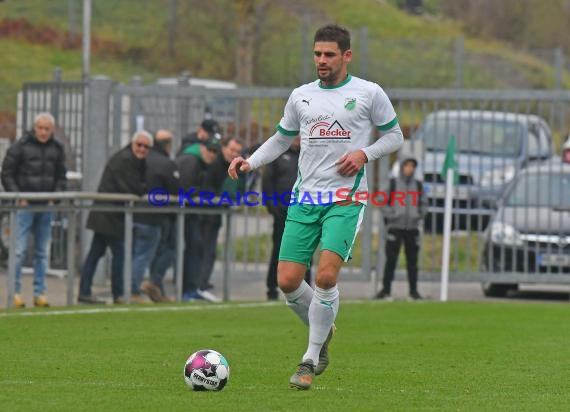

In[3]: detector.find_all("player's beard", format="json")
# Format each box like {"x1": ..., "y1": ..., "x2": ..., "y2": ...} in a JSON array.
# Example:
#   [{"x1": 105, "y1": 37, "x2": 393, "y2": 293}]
[{"x1": 317, "y1": 65, "x2": 342, "y2": 84}]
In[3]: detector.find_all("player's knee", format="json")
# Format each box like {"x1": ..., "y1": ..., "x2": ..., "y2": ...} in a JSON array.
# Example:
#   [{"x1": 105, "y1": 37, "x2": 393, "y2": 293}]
[
  {"x1": 314, "y1": 271, "x2": 337, "y2": 290},
  {"x1": 277, "y1": 267, "x2": 301, "y2": 293}
]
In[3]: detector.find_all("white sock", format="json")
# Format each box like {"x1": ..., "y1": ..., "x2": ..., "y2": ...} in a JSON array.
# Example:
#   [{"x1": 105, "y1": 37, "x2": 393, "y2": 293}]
[
  {"x1": 284, "y1": 281, "x2": 313, "y2": 326},
  {"x1": 303, "y1": 285, "x2": 339, "y2": 366}
]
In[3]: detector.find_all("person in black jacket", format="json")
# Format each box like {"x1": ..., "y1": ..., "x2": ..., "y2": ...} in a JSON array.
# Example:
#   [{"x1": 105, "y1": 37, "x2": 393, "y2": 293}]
[
  {"x1": 1, "y1": 112, "x2": 66, "y2": 308},
  {"x1": 77, "y1": 131, "x2": 151, "y2": 304},
  {"x1": 139, "y1": 129, "x2": 180, "y2": 302},
  {"x1": 262, "y1": 136, "x2": 311, "y2": 301},
  {"x1": 198, "y1": 136, "x2": 244, "y2": 300},
  {"x1": 176, "y1": 138, "x2": 219, "y2": 300}
]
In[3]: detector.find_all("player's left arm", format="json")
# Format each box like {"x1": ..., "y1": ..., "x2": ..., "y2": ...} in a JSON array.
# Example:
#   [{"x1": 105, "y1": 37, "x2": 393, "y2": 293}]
[
  {"x1": 335, "y1": 124, "x2": 403, "y2": 177},
  {"x1": 360, "y1": 123, "x2": 403, "y2": 163},
  {"x1": 361, "y1": 84, "x2": 403, "y2": 162}
]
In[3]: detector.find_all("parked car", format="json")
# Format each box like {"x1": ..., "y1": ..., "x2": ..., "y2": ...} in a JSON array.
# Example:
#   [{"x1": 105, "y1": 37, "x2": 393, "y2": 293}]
[
  {"x1": 479, "y1": 157, "x2": 570, "y2": 297},
  {"x1": 393, "y1": 110, "x2": 554, "y2": 231}
]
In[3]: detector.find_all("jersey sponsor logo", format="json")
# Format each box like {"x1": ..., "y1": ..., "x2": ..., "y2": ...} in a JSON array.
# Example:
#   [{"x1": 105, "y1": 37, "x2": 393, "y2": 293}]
[
  {"x1": 301, "y1": 98, "x2": 311, "y2": 106},
  {"x1": 344, "y1": 97, "x2": 356, "y2": 111},
  {"x1": 308, "y1": 120, "x2": 352, "y2": 139}
]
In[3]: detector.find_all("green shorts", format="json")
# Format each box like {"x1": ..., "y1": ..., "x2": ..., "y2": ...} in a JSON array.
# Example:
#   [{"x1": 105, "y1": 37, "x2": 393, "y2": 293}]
[{"x1": 279, "y1": 202, "x2": 366, "y2": 266}]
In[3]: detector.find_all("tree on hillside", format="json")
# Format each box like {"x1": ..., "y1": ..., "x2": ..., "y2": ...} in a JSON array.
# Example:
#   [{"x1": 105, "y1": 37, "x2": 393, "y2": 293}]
[{"x1": 234, "y1": 0, "x2": 270, "y2": 86}]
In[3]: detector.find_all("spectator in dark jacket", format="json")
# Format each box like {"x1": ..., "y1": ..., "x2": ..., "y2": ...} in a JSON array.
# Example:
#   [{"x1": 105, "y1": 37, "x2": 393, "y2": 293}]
[
  {"x1": 78, "y1": 131, "x2": 151, "y2": 304},
  {"x1": 139, "y1": 129, "x2": 180, "y2": 303},
  {"x1": 1, "y1": 112, "x2": 66, "y2": 308},
  {"x1": 376, "y1": 154, "x2": 427, "y2": 301},
  {"x1": 262, "y1": 136, "x2": 311, "y2": 301},
  {"x1": 198, "y1": 136, "x2": 244, "y2": 301},
  {"x1": 176, "y1": 138, "x2": 219, "y2": 300}
]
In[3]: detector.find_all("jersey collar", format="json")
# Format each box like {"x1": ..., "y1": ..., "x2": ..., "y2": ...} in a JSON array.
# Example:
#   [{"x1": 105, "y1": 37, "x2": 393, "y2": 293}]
[{"x1": 318, "y1": 74, "x2": 352, "y2": 89}]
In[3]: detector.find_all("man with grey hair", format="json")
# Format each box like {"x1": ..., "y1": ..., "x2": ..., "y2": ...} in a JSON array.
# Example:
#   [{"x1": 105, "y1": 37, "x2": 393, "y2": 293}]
[
  {"x1": 1, "y1": 112, "x2": 67, "y2": 308},
  {"x1": 78, "y1": 131, "x2": 151, "y2": 304}
]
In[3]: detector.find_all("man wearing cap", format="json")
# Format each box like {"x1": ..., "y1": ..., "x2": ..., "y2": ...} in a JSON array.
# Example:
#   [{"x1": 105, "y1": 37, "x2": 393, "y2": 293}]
[
  {"x1": 176, "y1": 137, "x2": 220, "y2": 300},
  {"x1": 178, "y1": 119, "x2": 221, "y2": 154}
]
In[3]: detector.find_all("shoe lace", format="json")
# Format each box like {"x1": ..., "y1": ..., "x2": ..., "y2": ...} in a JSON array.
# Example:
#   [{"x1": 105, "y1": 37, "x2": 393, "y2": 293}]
[{"x1": 296, "y1": 362, "x2": 314, "y2": 376}]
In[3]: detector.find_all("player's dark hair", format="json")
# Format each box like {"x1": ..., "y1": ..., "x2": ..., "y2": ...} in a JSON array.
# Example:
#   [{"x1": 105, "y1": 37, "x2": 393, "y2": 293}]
[{"x1": 314, "y1": 24, "x2": 351, "y2": 52}]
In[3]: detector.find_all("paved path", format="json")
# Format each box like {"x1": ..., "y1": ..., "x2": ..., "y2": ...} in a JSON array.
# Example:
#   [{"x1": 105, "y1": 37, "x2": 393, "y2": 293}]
[{"x1": 1, "y1": 264, "x2": 568, "y2": 309}]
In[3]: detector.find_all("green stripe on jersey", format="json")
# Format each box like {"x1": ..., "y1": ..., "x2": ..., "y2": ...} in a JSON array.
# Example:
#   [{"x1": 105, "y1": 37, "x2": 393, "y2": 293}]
[
  {"x1": 377, "y1": 116, "x2": 398, "y2": 131},
  {"x1": 347, "y1": 167, "x2": 365, "y2": 197},
  {"x1": 276, "y1": 124, "x2": 299, "y2": 136}
]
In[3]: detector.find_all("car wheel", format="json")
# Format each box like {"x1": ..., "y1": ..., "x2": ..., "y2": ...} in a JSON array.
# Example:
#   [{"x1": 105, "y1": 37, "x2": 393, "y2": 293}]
[{"x1": 482, "y1": 283, "x2": 518, "y2": 297}]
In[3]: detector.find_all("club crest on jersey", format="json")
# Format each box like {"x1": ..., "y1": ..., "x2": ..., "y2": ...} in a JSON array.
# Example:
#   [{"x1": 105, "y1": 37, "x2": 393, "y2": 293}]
[{"x1": 344, "y1": 98, "x2": 356, "y2": 111}]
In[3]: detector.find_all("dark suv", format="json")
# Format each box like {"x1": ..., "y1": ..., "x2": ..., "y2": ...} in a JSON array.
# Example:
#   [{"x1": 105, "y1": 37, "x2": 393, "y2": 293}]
[{"x1": 395, "y1": 110, "x2": 554, "y2": 231}]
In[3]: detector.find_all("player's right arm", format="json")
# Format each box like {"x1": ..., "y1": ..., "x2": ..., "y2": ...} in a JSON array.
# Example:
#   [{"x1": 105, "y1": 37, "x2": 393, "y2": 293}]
[
  {"x1": 228, "y1": 131, "x2": 293, "y2": 180},
  {"x1": 229, "y1": 91, "x2": 300, "y2": 180}
]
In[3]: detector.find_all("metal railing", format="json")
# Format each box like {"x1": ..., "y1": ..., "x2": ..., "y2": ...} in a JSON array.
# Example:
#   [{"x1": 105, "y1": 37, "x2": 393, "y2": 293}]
[{"x1": 0, "y1": 192, "x2": 232, "y2": 310}]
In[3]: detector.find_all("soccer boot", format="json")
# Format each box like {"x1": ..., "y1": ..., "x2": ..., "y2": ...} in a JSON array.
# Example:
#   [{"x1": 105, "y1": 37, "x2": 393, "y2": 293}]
[
  {"x1": 289, "y1": 362, "x2": 315, "y2": 390},
  {"x1": 315, "y1": 324, "x2": 336, "y2": 376},
  {"x1": 13, "y1": 294, "x2": 26, "y2": 308},
  {"x1": 33, "y1": 295, "x2": 50, "y2": 308}
]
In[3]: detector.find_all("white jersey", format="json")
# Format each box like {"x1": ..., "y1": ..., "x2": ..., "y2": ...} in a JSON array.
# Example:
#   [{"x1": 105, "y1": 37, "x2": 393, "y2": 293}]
[{"x1": 277, "y1": 74, "x2": 398, "y2": 204}]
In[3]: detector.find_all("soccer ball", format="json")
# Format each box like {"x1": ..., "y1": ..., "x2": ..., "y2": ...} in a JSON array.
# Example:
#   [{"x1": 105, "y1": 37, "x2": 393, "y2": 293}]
[{"x1": 184, "y1": 349, "x2": 230, "y2": 391}]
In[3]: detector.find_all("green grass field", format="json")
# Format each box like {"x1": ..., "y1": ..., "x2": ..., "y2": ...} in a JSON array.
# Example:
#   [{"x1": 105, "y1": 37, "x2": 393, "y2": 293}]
[{"x1": 1, "y1": 301, "x2": 569, "y2": 411}]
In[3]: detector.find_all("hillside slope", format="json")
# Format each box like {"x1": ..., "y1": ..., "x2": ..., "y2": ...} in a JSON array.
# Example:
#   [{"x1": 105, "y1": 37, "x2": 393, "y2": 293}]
[{"x1": 0, "y1": 0, "x2": 568, "y2": 137}]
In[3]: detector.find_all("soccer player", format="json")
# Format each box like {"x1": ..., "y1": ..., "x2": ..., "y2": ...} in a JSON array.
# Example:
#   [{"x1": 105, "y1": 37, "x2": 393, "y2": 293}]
[{"x1": 228, "y1": 24, "x2": 403, "y2": 389}]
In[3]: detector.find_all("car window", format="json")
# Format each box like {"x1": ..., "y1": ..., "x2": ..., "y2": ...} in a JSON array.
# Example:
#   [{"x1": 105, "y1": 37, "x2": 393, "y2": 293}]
[
  {"x1": 422, "y1": 117, "x2": 523, "y2": 157},
  {"x1": 506, "y1": 172, "x2": 570, "y2": 207}
]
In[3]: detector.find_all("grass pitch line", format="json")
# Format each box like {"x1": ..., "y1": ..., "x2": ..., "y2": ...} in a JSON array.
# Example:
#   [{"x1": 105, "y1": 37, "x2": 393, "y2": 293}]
[
  {"x1": 0, "y1": 299, "x2": 377, "y2": 318},
  {"x1": 0, "y1": 301, "x2": 281, "y2": 318}
]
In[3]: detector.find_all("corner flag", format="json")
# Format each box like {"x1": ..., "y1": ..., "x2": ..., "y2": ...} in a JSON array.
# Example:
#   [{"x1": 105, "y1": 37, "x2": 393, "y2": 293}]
[
  {"x1": 440, "y1": 136, "x2": 459, "y2": 184},
  {"x1": 439, "y1": 136, "x2": 458, "y2": 302}
]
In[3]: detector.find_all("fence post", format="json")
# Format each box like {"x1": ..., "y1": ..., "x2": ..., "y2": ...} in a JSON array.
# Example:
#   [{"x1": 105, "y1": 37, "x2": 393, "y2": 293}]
[
  {"x1": 123, "y1": 204, "x2": 133, "y2": 303},
  {"x1": 82, "y1": 76, "x2": 113, "y2": 285},
  {"x1": 554, "y1": 48, "x2": 564, "y2": 91},
  {"x1": 223, "y1": 209, "x2": 232, "y2": 302},
  {"x1": 129, "y1": 76, "x2": 143, "y2": 136},
  {"x1": 66, "y1": 204, "x2": 77, "y2": 305},
  {"x1": 6, "y1": 209, "x2": 18, "y2": 310},
  {"x1": 83, "y1": 76, "x2": 113, "y2": 192},
  {"x1": 51, "y1": 68, "x2": 62, "y2": 121},
  {"x1": 175, "y1": 210, "x2": 185, "y2": 302},
  {"x1": 177, "y1": 73, "x2": 191, "y2": 145}
]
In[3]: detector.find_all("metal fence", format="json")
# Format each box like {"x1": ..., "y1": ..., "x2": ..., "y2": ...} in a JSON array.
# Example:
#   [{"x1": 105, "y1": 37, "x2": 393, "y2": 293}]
[
  {"x1": 8, "y1": 78, "x2": 570, "y2": 304},
  {"x1": 0, "y1": 192, "x2": 233, "y2": 310}
]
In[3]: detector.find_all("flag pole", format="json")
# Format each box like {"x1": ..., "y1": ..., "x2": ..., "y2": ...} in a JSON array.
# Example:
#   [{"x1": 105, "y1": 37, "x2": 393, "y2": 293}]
[
  {"x1": 440, "y1": 136, "x2": 457, "y2": 302},
  {"x1": 440, "y1": 167, "x2": 454, "y2": 302}
]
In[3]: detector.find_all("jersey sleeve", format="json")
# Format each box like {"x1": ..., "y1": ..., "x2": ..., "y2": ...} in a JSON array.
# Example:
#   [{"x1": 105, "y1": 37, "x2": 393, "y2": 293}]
[
  {"x1": 370, "y1": 85, "x2": 398, "y2": 132},
  {"x1": 276, "y1": 91, "x2": 300, "y2": 137}
]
